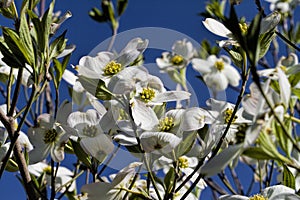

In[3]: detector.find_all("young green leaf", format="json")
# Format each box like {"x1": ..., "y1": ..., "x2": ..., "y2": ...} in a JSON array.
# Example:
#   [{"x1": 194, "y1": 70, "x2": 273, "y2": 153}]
[
  {"x1": 164, "y1": 167, "x2": 175, "y2": 195},
  {"x1": 78, "y1": 76, "x2": 113, "y2": 100},
  {"x1": 117, "y1": 0, "x2": 128, "y2": 16},
  {"x1": 283, "y1": 164, "x2": 295, "y2": 189}
]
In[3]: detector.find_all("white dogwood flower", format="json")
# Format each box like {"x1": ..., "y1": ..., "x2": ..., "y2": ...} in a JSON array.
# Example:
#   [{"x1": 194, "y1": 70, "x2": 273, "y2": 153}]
[
  {"x1": 192, "y1": 55, "x2": 240, "y2": 91},
  {"x1": 76, "y1": 38, "x2": 148, "y2": 84},
  {"x1": 265, "y1": 0, "x2": 300, "y2": 13},
  {"x1": 28, "y1": 162, "x2": 76, "y2": 193},
  {"x1": 67, "y1": 109, "x2": 114, "y2": 162},
  {"x1": 28, "y1": 102, "x2": 73, "y2": 164},
  {"x1": 156, "y1": 39, "x2": 195, "y2": 72}
]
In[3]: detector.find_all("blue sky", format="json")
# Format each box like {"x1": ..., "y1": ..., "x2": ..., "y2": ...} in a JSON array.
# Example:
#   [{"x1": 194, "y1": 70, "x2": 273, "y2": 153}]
[{"x1": 0, "y1": 0, "x2": 283, "y2": 199}]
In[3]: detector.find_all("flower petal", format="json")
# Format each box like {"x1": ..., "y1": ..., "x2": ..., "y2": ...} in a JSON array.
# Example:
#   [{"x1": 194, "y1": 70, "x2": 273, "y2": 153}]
[
  {"x1": 191, "y1": 58, "x2": 212, "y2": 74},
  {"x1": 202, "y1": 18, "x2": 232, "y2": 38}
]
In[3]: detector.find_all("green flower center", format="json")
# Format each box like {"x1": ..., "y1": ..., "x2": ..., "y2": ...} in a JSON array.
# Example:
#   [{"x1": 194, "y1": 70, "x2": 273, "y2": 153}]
[
  {"x1": 223, "y1": 108, "x2": 237, "y2": 124},
  {"x1": 214, "y1": 60, "x2": 225, "y2": 71},
  {"x1": 82, "y1": 125, "x2": 98, "y2": 137},
  {"x1": 159, "y1": 117, "x2": 174, "y2": 132},
  {"x1": 239, "y1": 22, "x2": 248, "y2": 34},
  {"x1": 103, "y1": 61, "x2": 122, "y2": 76},
  {"x1": 178, "y1": 156, "x2": 189, "y2": 168},
  {"x1": 140, "y1": 87, "x2": 156, "y2": 103},
  {"x1": 44, "y1": 129, "x2": 58, "y2": 144},
  {"x1": 249, "y1": 194, "x2": 268, "y2": 200},
  {"x1": 43, "y1": 166, "x2": 52, "y2": 175},
  {"x1": 171, "y1": 55, "x2": 184, "y2": 66}
]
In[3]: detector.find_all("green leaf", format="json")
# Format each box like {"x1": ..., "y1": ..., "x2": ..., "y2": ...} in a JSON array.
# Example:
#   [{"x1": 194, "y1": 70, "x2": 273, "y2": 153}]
[
  {"x1": 273, "y1": 120, "x2": 292, "y2": 158},
  {"x1": 224, "y1": 47, "x2": 243, "y2": 69},
  {"x1": 258, "y1": 31, "x2": 276, "y2": 59},
  {"x1": 49, "y1": 30, "x2": 67, "y2": 59},
  {"x1": 246, "y1": 12, "x2": 262, "y2": 66},
  {"x1": 102, "y1": 0, "x2": 118, "y2": 29},
  {"x1": 201, "y1": 144, "x2": 243, "y2": 176},
  {"x1": 223, "y1": 5, "x2": 246, "y2": 50},
  {"x1": 292, "y1": 88, "x2": 300, "y2": 100},
  {"x1": 0, "y1": 41, "x2": 23, "y2": 68},
  {"x1": 294, "y1": 23, "x2": 300, "y2": 44},
  {"x1": 19, "y1": 2, "x2": 34, "y2": 66},
  {"x1": 52, "y1": 54, "x2": 71, "y2": 87},
  {"x1": 89, "y1": 7, "x2": 107, "y2": 23},
  {"x1": 283, "y1": 164, "x2": 295, "y2": 189},
  {"x1": 42, "y1": 0, "x2": 55, "y2": 50},
  {"x1": 258, "y1": 130, "x2": 291, "y2": 163},
  {"x1": 70, "y1": 139, "x2": 92, "y2": 168},
  {"x1": 175, "y1": 131, "x2": 197, "y2": 158},
  {"x1": 164, "y1": 167, "x2": 175, "y2": 195},
  {"x1": 117, "y1": 0, "x2": 128, "y2": 16},
  {"x1": 243, "y1": 147, "x2": 277, "y2": 160},
  {"x1": 289, "y1": 72, "x2": 300, "y2": 87},
  {"x1": 2, "y1": 27, "x2": 29, "y2": 66},
  {"x1": 78, "y1": 76, "x2": 113, "y2": 100}
]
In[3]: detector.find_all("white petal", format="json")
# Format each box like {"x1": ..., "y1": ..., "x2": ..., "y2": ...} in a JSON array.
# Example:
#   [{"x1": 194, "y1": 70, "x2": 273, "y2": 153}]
[
  {"x1": 203, "y1": 72, "x2": 229, "y2": 91},
  {"x1": 113, "y1": 134, "x2": 138, "y2": 146},
  {"x1": 140, "y1": 131, "x2": 182, "y2": 153},
  {"x1": 179, "y1": 107, "x2": 212, "y2": 131},
  {"x1": 202, "y1": 18, "x2": 232, "y2": 38},
  {"x1": 80, "y1": 134, "x2": 114, "y2": 161},
  {"x1": 62, "y1": 69, "x2": 78, "y2": 86},
  {"x1": 191, "y1": 58, "x2": 212, "y2": 74},
  {"x1": 18, "y1": 131, "x2": 33, "y2": 152},
  {"x1": 223, "y1": 65, "x2": 241, "y2": 87},
  {"x1": 131, "y1": 99, "x2": 159, "y2": 130},
  {"x1": 277, "y1": 67, "x2": 290, "y2": 107},
  {"x1": 153, "y1": 91, "x2": 191, "y2": 103}
]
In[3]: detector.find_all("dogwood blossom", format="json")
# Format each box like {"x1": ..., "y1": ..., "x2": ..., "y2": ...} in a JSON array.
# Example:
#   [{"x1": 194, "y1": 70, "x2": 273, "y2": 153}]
[
  {"x1": 67, "y1": 109, "x2": 114, "y2": 162},
  {"x1": 28, "y1": 162, "x2": 76, "y2": 193},
  {"x1": 76, "y1": 38, "x2": 148, "y2": 84},
  {"x1": 156, "y1": 39, "x2": 195, "y2": 72},
  {"x1": 219, "y1": 185, "x2": 300, "y2": 200},
  {"x1": 265, "y1": 0, "x2": 300, "y2": 13},
  {"x1": 80, "y1": 162, "x2": 143, "y2": 200},
  {"x1": 192, "y1": 55, "x2": 240, "y2": 91},
  {"x1": 28, "y1": 101, "x2": 73, "y2": 163}
]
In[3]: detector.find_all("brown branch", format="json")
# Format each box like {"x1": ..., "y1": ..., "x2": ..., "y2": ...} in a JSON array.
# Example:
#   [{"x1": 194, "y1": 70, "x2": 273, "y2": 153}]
[{"x1": 0, "y1": 109, "x2": 38, "y2": 199}]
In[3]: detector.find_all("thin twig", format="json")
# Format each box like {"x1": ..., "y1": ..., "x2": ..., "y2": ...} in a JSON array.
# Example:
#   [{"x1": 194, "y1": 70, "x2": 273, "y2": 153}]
[
  {"x1": 205, "y1": 177, "x2": 227, "y2": 195},
  {"x1": 229, "y1": 166, "x2": 244, "y2": 195}
]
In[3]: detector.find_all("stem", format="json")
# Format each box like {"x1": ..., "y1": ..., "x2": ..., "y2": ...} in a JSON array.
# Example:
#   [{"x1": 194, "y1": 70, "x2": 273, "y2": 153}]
[
  {"x1": 6, "y1": 68, "x2": 14, "y2": 113},
  {"x1": 204, "y1": 178, "x2": 227, "y2": 195},
  {"x1": 285, "y1": 114, "x2": 300, "y2": 124},
  {"x1": 8, "y1": 67, "x2": 23, "y2": 117},
  {"x1": 211, "y1": 63, "x2": 250, "y2": 159},
  {"x1": 218, "y1": 172, "x2": 237, "y2": 195},
  {"x1": 265, "y1": 160, "x2": 274, "y2": 187},
  {"x1": 0, "y1": 110, "x2": 38, "y2": 199},
  {"x1": 229, "y1": 166, "x2": 244, "y2": 195},
  {"x1": 50, "y1": 159, "x2": 56, "y2": 200},
  {"x1": 121, "y1": 160, "x2": 143, "y2": 200},
  {"x1": 276, "y1": 31, "x2": 300, "y2": 52},
  {"x1": 144, "y1": 153, "x2": 162, "y2": 200},
  {"x1": 107, "y1": 26, "x2": 118, "y2": 51}
]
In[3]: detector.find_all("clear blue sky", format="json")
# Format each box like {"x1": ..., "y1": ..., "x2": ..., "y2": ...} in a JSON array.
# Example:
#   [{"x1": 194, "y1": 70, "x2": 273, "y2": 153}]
[{"x1": 0, "y1": 0, "x2": 279, "y2": 199}]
